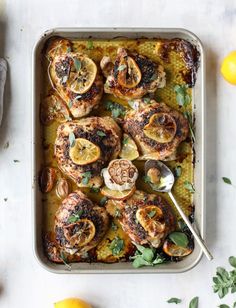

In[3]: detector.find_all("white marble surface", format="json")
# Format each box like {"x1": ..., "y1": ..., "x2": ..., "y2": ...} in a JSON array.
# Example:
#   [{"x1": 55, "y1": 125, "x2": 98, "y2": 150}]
[{"x1": 0, "y1": 0, "x2": 236, "y2": 307}]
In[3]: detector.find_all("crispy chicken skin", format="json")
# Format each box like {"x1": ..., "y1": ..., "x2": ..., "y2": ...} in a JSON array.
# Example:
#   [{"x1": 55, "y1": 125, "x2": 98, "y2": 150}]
[
  {"x1": 47, "y1": 38, "x2": 103, "y2": 118},
  {"x1": 118, "y1": 190, "x2": 176, "y2": 248},
  {"x1": 101, "y1": 47, "x2": 166, "y2": 100},
  {"x1": 54, "y1": 117, "x2": 121, "y2": 188},
  {"x1": 123, "y1": 99, "x2": 189, "y2": 160},
  {"x1": 55, "y1": 191, "x2": 109, "y2": 255}
]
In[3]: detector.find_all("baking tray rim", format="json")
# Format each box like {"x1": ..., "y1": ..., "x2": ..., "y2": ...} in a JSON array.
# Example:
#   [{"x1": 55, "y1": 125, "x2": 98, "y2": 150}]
[{"x1": 32, "y1": 27, "x2": 205, "y2": 274}]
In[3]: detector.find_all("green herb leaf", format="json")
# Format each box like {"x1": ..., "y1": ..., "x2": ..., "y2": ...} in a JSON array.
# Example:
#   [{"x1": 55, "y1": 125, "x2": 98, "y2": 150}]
[
  {"x1": 229, "y1": 256, "x2": 236, "y2": 268},
  {"x1": 69, "y1": 132, "x2": 76, "y2": 147},
  {"x1": 73, "y1": 58, "x2": 81, "y2": 71},
  {"x1": 233, "y1": 301, "x2": 236, "y2": 308},
  {"x1": 105, "y1": 101, "x2": 126, "y2": 118},
  {"x1": 143, "y1": 175, "x2": 151, "y2": 184},
  {"x1": 184, "y1": 180, "x2": 195, "y2": 193},
  {"x1": 4, "y1": 198, "x2": 7, "y2": 202},
  {"x1": 110, "y1": 237, "x2": 124, "y2": 255},
  {"x1": 169, "y1": 232, "x2": 189, "y2": 248},
  {"x1": 117, "y1": 64, "x2": 126, "y2": 71},
  {"x1": 90, "y1": 187, "x2": 100, "y2": 193},
  {"x1": 167, "y1": 297, "x2": 182, "y2": 304},
  {"x1": 150, "y1": 73, "x2": 158, "y2": 81},
  {"x1": 132, "y1": 256, "x2": 151, "y2": 268},
  {"x1": 111, "y1": 222, "x2": 118, "y2": 231},
  {"x1": 87, "y1": 40, "x2": 94, "y2": 49},
  {"x1": 97, "y1": 130, "x2": 106, "y2": 137},
  {"x1": 81, "y1": 171, "x2": 92, "y2": 185},
  {"x1": 174, "y1": 166, "x2": 182, "y2": 178},
  {"x1": 13, "y1": 160, "x2": 20, "y2": 163},
  {"x1": 143, "y1": 97, "x2": 151, "y2": 104},
  {"x1": 152, "y1": 253, "x2": 165, "y2": 265},
  {"x1": 222, "y1": 177, "x2": 232, "y2": 185},
  {"x1": 174, "y1": 84, "x2": 191, "y2": 107},
  {"x1": 67, "y1": 209, "x2": 83, "y2": 223},
  {"x1": 114, "y1": 208, "x2": 121, "y2": 218},
  {"x1": 183, "y1": 111, "x2": 195, "y2": 142},
  {"x1": 142, "y1": 248, "x2": 154, "y2": 262},
  {"x1": 147, "y1": 210, "x2": 156, "y2": 218},
  {"x1": 189, "y1": 296, "x2": 199, "y2": 308},
  {"x1": 218, "y1": 305, "x2": 230, "y2": 308},
  {"x1": 68, "y1": 100, "x2": 73, "y2": 108},
  {"x1": 123, "y1": 136, "x2": 129, "y2": 145},
  {"x1": 60, "y1": 252, "x2": 72, "y2": 270},
  {"x1": 100, "y1": 196, "x2": 108, "y2": 206}
]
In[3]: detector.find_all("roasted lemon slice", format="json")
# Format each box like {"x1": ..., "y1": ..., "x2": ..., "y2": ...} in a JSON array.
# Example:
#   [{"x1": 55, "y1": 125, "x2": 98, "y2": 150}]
[
  {"x1": 117, "y1": 56, "x2": 141, "y2": 89},
  {"x1": 136, "y1": 205, "x2": 166, "y2": 237},
  {"x1": 54, "y1": 297, "x2": 92, "y2": 308},
  {"x1": 64, "y1": 219, "x2": 96, "y2": 247},
  {"x1": 119, "y1": 133, "x2": 139, "y2": 161},
  {"x1": 101, "y1": 185, "x2": 136, "y2": 200},
  {"x1": 144, "y1": 113, "x2": 177, "y2": 143},
  {"x1": 68, "y1": 55, "x2": 97, "y2": 94},
  {"x1": 69, "y1": 138, "x2": 101, "y2": 165},
  {"x1": 163, "y1": 238, "x2": 193, "y2": 257}
]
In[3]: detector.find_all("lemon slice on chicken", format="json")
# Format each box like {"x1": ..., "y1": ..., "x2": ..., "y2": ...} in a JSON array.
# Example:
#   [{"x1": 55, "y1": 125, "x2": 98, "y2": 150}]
[
  {"x1": 163, "y1": 238, "x2": 193, "y2": 257},
  {"x1": 68, "y1": 55, "x2": 97, "y2": 94},
  {"x1": 119, "y1": 134, "x2": 139, "y2": 161},
  {"x1": 63, "y1": 219, "x2": 96, "y2": 247},
  {"x1": 117, "y1": 56, "x2": 141, "y2": 89},
  {"x1": 144, "y1": 113, "x2": 177, "y2": 143},
  {"x1": 69, "y1": 138, "x2": 100, "y2": 165}
]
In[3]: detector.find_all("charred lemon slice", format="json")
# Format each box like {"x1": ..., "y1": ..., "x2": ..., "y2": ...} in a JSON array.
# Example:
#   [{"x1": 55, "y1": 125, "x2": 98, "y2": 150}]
[
  {"x1": 136, "y1": 205, "x2": 166, "y2": 237},
  {"x1": 119, "y1": 134, "x2": 139, "y2": 161},
  {"x1": 163, "y1": 238, "x2": 193, "y2": 257},
  {"x1": 68, "y1": 55, "x2": 97, "y2": 94},
  {"x1": 101, "y1": 185, "x2": 136, "y2": 200},
  {"x1": 69, "y1": 138, "x2": 101, "y2": 165},
  {"x1": 144, "y1": 113, "x2": 177, "y2": 143},
  {"x1": 117, "y1": 56, "x2": 141, "y2": 89},
  {"x1": 63, "y1": 219, "x2": 96, "y2": 247},
  {"x1": 40, "y1": 94, "x2": 70, "y2": 125}
]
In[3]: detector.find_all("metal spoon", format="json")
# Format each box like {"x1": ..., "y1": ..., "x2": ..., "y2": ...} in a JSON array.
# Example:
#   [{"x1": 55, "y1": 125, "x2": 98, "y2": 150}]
[{"x1": 145, "y1": 160, "x2": 213, "y2": 261}]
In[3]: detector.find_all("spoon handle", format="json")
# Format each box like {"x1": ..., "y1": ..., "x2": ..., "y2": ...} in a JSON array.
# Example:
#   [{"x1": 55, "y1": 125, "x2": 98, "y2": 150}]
[{"x1": 168, "y1": 191, "x2": 213, "y2": 261}]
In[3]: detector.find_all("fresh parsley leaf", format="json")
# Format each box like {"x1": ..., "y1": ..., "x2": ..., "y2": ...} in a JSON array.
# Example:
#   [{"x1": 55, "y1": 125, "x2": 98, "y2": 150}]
[
  {"x1": 67, "y1": 210, "x2": 83, "y2": 223},
  {"x1": 143, "y1": 97, "x2": 151, "y2": 104},
  {"x1": 229, "y1": 256, "x2": 236, "y2": 268},
  {"x1": 142, "y1": 248, "x2": 154, "y2": 262},
  {"x1": 100, "y1": 196, "x2": 108, "y2": 206},
  {"x1": 167, "y1": 297, "x2": 182, "y2": 304},
  {"x1": 73, "y1": 58, "x2": 81, "y2": 71},
  {"x1": 184, "y1": 180, "x2": 195, "y2": 193},
  {"x1": 110, "y1": 237, "x2": 124, "y2": 255},
  {"x1": 143, "y1": 175, "x2": 151, "y2": 184},
  {"x1": 69, "y1": 132, "x2": 76, "y2": 147},
  {"x1": 105, "y1": 101, "x2": 126, "y2": 118},
  {"x1": 222, "y1": 177, "x2": 232, "y2": 185},
  {"x1": 81, "y1": 171, "x2": 92, "y2": 185},
  {"x1": 87, "y1": 40, "x2": 94, "y2": 49},
  {"x1": 147, "y1": 210, "x2": 156, "y2": 218},
  {"x1": 189, "y1": 296, "x2": 199, "y2": 308},
  {"x1": 218, "y1": 305, "x2": 230, "y2": 308},
  {"x1": 123, "y1": 136, "x2": 129, "y2": 145},
  {"x1": 174, "y1": 84, "x2": 191, "y2": 107},
  {"x1": 169, "y1": 232, "x2": 189, "y2": 248},
  {"x1": 117, "y1": 64, "x2": 126, "y2": 71},
  {"x1": 174, "y1": 166, "x2": 182, "y2": 178},
  {"x1": 97, "y1": 130, "x2": 106, "y2": 137}
]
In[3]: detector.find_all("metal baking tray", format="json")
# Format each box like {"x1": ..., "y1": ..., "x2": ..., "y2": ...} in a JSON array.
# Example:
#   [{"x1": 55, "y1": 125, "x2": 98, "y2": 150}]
[{"x1": 32, "y1": 28, "x2": 205, "y2": 273}]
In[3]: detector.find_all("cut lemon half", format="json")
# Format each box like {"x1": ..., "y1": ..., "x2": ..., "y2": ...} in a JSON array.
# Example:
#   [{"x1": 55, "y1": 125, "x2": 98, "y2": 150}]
[
  {"x1": 54, "y1": 297, "x2": 92, "y2": 308},
  {"x1": 68, "y1": 55, "x2": 97, "y2": 94},
  {"x1": 144, "y1": 113, "x2": 177, "y2": 143},
  {"x1": 221, "y1": 51, "x2": 236, "y2": 85},
  {"x1": 163, "y1": 238, "x2": 193, "y2": 257},
  {"x1": 101, "y1": 185, "x2": 136, "y2": 200},
  {"x1": 119, "y1": 133, "x2": 139, "y2": 161},
  {"x1": 117, "y1": 56, "x2": 141, "y2": 89},
  {"x1": 64, "y1": 219, "x2": 96, "y2": 247},
  {"x1": 69, "y1": 138, "x2": 101, "y2": 165}
]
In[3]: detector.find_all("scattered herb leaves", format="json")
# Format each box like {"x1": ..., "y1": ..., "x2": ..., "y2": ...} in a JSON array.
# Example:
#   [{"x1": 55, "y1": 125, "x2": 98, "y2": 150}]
[
  {"x1": 69, "y1": 132, "x2": 76, "y2": 147},
  {"x1": 167, "y1": 297, "x2": 182, "y2": 304},
  {"x1": 100, "y1": 196, "x2": 108, "y2": 206},
  {"x1": 67, "y1": 210, "x2": 83, "y2": 223},
  {"x1": 184, "y1": 180, "x2": 195, "y2": 193},
  {"x1": 110, "y1": 237, "x2": 124, "y2": 255},
  {"x1": 169, "y1": 232, "x2": 189, "y2": 248},
  {"x1": 87, "y1": 40, "x2": 94, "y2": 49},
  {"x1": 143, "y1": 175, "x2": 151, "y2": 184},
  {"x1": 143, "y1": 97, "x2": 151, "y2": 104},
  {"x1": 73, "y1": 58, "x2": 81, "y2": 71},
  {"x1": 117, "y1": 64, "x2": 126, "y2": 71},
  {"x1": 105, "y1": 101, "x2": 126, "y2": 118},
  {"x1": 229, "y1": 256, "x2": 236, "y2": 268},
  {"x1": 174, "y1": 84, "x2": 191, "y2": 107},
  {"x1": 81, "y1": 171, "x2": 92, "y2": 185},
  {"x1": 147, "y1": 210, "x2": 156, "y2": 218},
  {"x1": 60, "y1": 252, "x2": 72, "y2": 271},
  {"x1": 218, "y1": 305, "x2": 230, "y2": 308},
  {"x1": 114, "y1": 208, "x2": 121, "y2": 218},
  {"x1": 123, "y1": 136, "x2": 129, "y2": 145},
  {"x1": 97, "y1": 130, "x2": 106, "y2": 137},
  {"x1": 183, "y1": 111, "x2": 195, "y2": 142},
  {"x1": 174, "y1": 166, "x2": 182, "y2": 178},
  {"x1": 90, "y1": 187, "x2": 100, "y2": 193},
  {"x1": 189, "y1": 296, "x2": 199, "y2": 308},
  {"x1": 222, "y1": 177, "x2": 232, "y2": 185},
  {"x1": 111, "y1": 222, "x2": 118, "y2": 231}
]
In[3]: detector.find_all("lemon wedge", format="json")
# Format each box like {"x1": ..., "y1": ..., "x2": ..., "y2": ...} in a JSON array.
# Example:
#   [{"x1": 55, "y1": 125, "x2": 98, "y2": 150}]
[
  {"x1": 54, "y1": 297, "x2": 92, "y2": 308},
  {"x1": 69, "y1": 138, "x2": 100, "y2": 165}
]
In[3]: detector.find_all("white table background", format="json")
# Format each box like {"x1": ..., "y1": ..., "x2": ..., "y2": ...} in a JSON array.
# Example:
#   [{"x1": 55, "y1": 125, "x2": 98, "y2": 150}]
[{"x1": 0, "y1": 0, "x2": 236, "y2": 307}]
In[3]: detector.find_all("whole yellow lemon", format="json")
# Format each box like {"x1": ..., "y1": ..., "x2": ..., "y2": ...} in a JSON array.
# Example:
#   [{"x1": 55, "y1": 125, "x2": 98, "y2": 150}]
[
  {"x1": 54, "y1": 297, "x2": 92, "y2": 308},
  {"x1": 221, "y1": 51, "x2": 236, "y2": 85}
]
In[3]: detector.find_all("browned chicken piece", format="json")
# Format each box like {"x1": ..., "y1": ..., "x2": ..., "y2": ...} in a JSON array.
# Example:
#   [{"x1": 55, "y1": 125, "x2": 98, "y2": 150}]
[
  {"x1": 47, "y1": 38, "x2": 103, "y2": 118},
  {"x1": 55, "y1": 190, "x2": 109, "y2": 255},
  {"x1": 123, "y1": 99, "x2": 189, "y2": 160},
  {"x1": 100, "y1": 47, "x2": 166, "y2": 100},
  {"x1": 54, "y1": 117, "x2": 121, "y2": 188},
  {"x1": 118, "y1": 190, "x2": 176, "y2": 248}
]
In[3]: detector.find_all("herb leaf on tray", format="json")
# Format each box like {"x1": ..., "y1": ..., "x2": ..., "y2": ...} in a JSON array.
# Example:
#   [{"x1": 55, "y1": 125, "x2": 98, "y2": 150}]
[
  {"x1": 105, "y1": 101, "x2": 126, "y2": 118},
  {"x1": 222, "y1": 177, "x2": 232, "y2": 185},
  {"x1": 174, "y1": 84, "x2": 191, "y2": 107},
  {"x1": 189, "y1": 296, "x2": 199, "y2": 308},
  {"x1": 169, "y1": 232, "x2": 189, "y2": 248},
  {"x1": 110, "y1": 237, "x2": 124, "y2": 255},
  {"x1": 167, "y1": 297, "x2": 182, "y2": 304}
]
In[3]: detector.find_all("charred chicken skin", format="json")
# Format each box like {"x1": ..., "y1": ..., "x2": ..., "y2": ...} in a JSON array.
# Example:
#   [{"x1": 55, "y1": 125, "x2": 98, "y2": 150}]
[
  {"x1": 118, "y1": 190, "x2": 176, "y2": 248},
  {"x1": 55, "y1": 117, "x2": 121, "y2": 188},
  {"x1": 100, "y1": 47, "x2": 166, "y2": 100},
  {"x1": 55, "y1": 191, "x2": 109, "y2": 255},
  {"x1": 123, "y1": 99, "x2": 189, "y2": 160}
]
